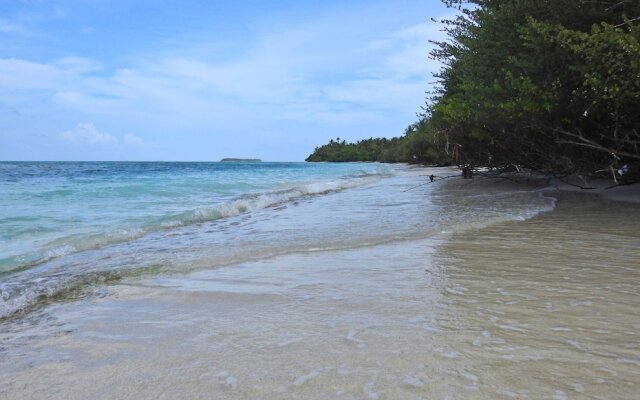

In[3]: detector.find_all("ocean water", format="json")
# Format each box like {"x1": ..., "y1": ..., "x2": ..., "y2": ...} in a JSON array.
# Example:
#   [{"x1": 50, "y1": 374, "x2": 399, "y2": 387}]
[
  {"x1": 0, "y1": 162, "x2": 391, "y2": 272},
  {"x1": 6, "y1": 163, "x2": 638, "y2": 399},
  {"x1": 0, "y1": 162, "x2": 555, "y2": 319},
  {"x1": 0, "y1": 161, "x2": 395, "y2": 316}
]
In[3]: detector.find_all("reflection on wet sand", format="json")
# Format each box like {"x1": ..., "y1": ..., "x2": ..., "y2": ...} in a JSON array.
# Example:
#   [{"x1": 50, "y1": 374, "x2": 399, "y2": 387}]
[
  {"x1": 1, "y1": 239, "x2": 449, "y2": 399},
  {"x1": 434, "y1": 191, "x2": 640, "y2": 399}
]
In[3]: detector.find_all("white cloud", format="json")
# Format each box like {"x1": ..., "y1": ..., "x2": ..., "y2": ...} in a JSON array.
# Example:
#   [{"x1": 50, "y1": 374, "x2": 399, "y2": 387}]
[
  {"x1": 56, "y1": 57, "x2": 102, "y2": 74},
  {"x1": 123, "y1": 133, "x2": 149, "y2": 147},
  {"x1": 0, "y1": 11, "x2": 449, "y2": 122},
  {"x1": 62, "y1": 123, "x2": 117, "y2": 145},
  {"x1": 60, "y1": 123, "x2": 151, "y2": 150},
  {"x1": 0, "y1": 58, "x2": 65, "y2": 91},
  {"x1": 0, "y1": 18, "x2": 28, "y2": 35},
  {"x1": 1, "y1": 2, "x2": 457, "y2": 160}
]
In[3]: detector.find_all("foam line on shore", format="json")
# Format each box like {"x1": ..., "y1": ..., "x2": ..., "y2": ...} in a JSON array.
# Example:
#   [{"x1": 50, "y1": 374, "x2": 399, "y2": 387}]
[{"x1": 2, "y1": 173, "x2": 388, "y2": 276}]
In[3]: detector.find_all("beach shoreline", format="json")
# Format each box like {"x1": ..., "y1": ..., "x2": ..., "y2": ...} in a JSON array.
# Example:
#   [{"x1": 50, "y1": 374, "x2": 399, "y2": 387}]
[
  {"x1": 1, "y1": 167, "x2": 639, "y2": 399},
  {"x1": 419, "y1": 164, "x2": 640, "y2": 203}
]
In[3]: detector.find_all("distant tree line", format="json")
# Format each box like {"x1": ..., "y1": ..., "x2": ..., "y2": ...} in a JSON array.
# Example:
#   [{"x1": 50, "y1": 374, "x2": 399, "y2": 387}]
[
  {"x1": 305, "y1": 122, "x2": 450, "y2": 164},
  {"x1": 307, "y1": 0, "x2": 640, "y2": 183}
]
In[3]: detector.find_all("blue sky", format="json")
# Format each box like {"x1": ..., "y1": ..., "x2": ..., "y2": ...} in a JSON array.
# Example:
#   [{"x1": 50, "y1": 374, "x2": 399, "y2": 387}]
[{"x1": 1, "y1": 0, "x2": 450, "y2": 161}]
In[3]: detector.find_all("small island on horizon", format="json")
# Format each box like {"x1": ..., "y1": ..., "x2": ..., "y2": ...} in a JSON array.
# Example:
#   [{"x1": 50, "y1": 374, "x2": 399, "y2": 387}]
[{"x1": 220, "y1": 158, "x2": 262, "y2": 162}]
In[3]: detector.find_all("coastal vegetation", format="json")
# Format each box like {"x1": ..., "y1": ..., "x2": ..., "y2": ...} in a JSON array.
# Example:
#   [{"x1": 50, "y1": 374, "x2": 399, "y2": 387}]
[
  {"x1": 306, "y1": 0, "x2": 640, "y2": 183},
  {"x1": 304, "y1": 124, "x2": 449, "y2": 164}
]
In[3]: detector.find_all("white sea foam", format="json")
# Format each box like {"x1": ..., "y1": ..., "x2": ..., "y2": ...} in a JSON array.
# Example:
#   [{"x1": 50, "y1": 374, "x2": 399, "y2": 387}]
[
  {"x1": 0, "y1": 174, "x2": 388, "y2": 319},
  {"x1": 166, "y1": 177, "x2": 380, "y2": 227},
  {"x1": 1, "y1": 162, "x2": 394, "y2": 275},
  {"x1": 44, "y1": 244, "x2": 76, "y2": 259},
  {"x1": 7, "y1": 175, "x2": 384, "y2": 276}
]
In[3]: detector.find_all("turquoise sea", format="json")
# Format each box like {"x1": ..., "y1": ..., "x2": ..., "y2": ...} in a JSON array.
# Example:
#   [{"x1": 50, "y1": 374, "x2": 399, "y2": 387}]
[
  {"x1": 0, "y1": 161, "x2": 393, "y2": 316},
  {"x1": 0, "y1": 162, "x2": 392, "y2": 272}
]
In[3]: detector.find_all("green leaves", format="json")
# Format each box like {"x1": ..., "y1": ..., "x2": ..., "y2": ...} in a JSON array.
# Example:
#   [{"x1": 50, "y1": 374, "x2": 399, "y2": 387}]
[
  {"x1": 305, "y1": 121, "x2": 449, "y2": 164},
  {"x1": 306, "y1": 0, "x2": 640, "y2": 177},
  {"x1": 429, "y1": 0, "x2": 640, "y2": 174}
]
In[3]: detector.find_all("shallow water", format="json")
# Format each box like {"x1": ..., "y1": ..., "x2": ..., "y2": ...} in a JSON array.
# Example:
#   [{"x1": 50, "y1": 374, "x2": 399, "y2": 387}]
[
  {"x1": 432, "y1": 191, "x2": 640, "y2": 399},
  {"x1": 1, "y1": 171, "x2": 639, "y2": 399},
  {"x1": 0, "y1": 162, "x2": 394, "y2": 317},
  {"x1": 0, "y1": 161, "x2": 391, "y2": 274}
]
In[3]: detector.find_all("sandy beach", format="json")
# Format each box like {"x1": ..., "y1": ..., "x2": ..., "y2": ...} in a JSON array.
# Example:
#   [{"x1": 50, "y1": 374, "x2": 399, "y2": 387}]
[{"x1": 2, "y1": 171, "x2": 639, "y2": 399}]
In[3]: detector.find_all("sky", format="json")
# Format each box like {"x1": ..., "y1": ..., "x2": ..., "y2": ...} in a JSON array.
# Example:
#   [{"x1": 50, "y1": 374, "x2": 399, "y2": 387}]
[{"x1": 0, "y1": 0, "x2": 451, "y2": 161}]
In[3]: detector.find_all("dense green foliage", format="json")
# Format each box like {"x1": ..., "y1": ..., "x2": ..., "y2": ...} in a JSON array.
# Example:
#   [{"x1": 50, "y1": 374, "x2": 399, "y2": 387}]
[
  {"x1": 305, "y1": 122, "x2": 449, "y2": 164},
  {"x1": 305, "y1": 137, "x2": 395, "y2": 162},
  {"x1": 307, "y1": 0, "x2": 640, "y2": 181},
  {"x1": 431, "y1": 0, "x2": 640, "y2": 177}
]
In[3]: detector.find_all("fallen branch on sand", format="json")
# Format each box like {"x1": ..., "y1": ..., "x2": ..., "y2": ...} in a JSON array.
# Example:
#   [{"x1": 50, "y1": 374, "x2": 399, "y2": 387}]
[{"x1": 403, "y1": 175, "x2": 459, "y2": 192}]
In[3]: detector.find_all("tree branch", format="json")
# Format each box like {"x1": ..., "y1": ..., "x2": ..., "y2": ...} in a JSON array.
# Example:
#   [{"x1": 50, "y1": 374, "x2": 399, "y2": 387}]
[{"x1": 554, "y1": 129, "x2": 640, "y2": 160}]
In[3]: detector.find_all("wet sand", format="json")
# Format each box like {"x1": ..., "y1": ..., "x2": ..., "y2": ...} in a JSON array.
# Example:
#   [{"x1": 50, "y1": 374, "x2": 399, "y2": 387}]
[
  {"x1": 432, "y1": 190, "x2": 640, "y2": 399},
  {"x1": 1, "y1": 180, "x2": 639, "y2": 399}
]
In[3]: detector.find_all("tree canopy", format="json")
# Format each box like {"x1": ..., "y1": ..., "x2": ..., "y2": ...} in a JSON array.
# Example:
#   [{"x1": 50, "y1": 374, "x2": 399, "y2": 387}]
[{"x1": 307, "y1": 0, "x2": 640, "y2": 182}]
